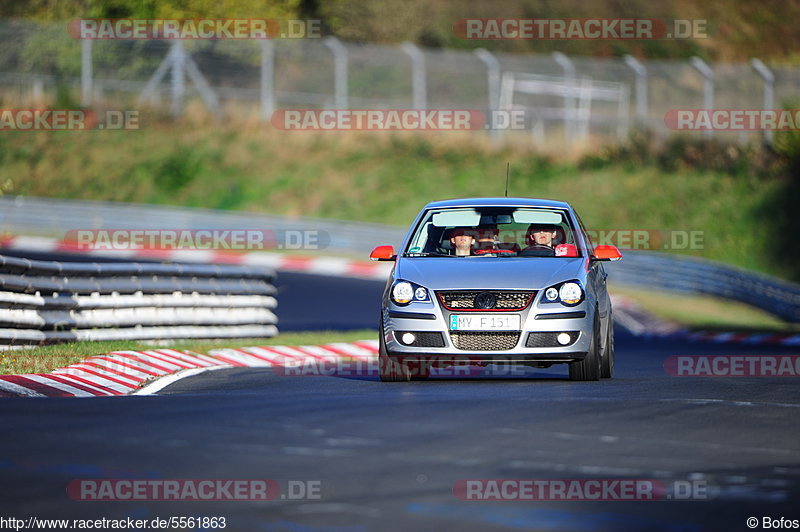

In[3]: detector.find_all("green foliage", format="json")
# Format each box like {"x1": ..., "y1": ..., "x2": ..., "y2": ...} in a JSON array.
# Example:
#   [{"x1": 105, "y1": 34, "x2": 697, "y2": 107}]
[
  {"x1": 1, "y1": 0, "x2": 301, "y2": 20},
  {"x1": 2, "y1": 0, "x2": 799, "y2": 62},
  {"x1": 1, "y1": 123, "x2": 797, "y2": 281},
  {"x1": 154, "y1": 148, "x2": 205, "y2": 192},
  {"x1": 579, "y1": 130, "x2": 785, "y2": 179}
]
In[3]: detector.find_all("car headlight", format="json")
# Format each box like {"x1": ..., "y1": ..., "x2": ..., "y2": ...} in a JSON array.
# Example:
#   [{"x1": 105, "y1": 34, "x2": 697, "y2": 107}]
[
  {"x1": 391, "y1": 280, "x2": 430, "y2": 305},
  {"x1": 541, "y1": 280, "x2": 584, "y2": 307},
  {"x1": 392, "y1": 282, "x2": 414, "y2": 304},
  {"x1": 558, "y1": 282, "x2": 583, "y2": 306}
]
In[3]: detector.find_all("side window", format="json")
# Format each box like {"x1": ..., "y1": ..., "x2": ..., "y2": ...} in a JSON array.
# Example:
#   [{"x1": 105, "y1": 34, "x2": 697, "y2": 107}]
[{"x1": 575, "y1": 213, "x2": 595, "y2": 255}]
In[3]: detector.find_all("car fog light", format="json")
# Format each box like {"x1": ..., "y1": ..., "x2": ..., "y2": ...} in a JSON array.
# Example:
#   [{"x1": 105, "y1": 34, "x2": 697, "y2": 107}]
[
  {"x1": 401, "y1": 332, "x2": 416, "y2": 345},
  {"x1": 557, "y1": 332, "x2": 572, "y2": 345}
]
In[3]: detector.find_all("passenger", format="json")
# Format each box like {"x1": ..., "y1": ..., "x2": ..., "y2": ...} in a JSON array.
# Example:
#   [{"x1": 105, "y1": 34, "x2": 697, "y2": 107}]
[
  {"x1": 474, "y1": 225, "x2": 518, "y2": 255},
  {"x1": 449, "y1": 227, "x2": 475, "y2": 257},
  {"x1": 473, "y1": 225, "x2": 499, "y2": 255}
]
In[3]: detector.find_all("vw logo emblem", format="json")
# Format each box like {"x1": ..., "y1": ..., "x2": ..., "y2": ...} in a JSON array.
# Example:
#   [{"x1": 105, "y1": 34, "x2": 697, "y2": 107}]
[{"x1": 474, "y1": 292, "x2": 496, "y2": 309}]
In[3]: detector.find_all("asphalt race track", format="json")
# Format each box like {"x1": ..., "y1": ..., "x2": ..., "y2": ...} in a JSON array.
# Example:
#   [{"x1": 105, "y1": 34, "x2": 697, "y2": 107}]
[{"x1": 1, "y1": 250, "x2": 799, "y2": 531}]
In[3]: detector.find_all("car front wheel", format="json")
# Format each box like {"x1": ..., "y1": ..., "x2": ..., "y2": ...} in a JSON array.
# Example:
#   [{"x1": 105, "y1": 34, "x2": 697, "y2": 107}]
[
  {"x1": 601, "y1": 309, "x2": 615, "y2": 379},
  {"x1": 379, "y1": 329, "x2": 411, "y2": 382},
  {"x1": 569, "y1": 309, "x2": 602, "y2": 381}
]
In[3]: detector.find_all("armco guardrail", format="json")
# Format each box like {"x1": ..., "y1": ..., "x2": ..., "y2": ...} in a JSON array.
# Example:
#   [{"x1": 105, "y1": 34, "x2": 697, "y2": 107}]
[
  {"x1": 608, "y1": 251, "x2": 800, "y2": 323},
  {"x1": 3, "y1": 196, "x2": 800, "y2": 323},
  {"x1": 0, "y1": 254, "x2": 278, "y2": 346},
  {"x1": 0, "y1": 196, "x2": 407, "y2": 255}
]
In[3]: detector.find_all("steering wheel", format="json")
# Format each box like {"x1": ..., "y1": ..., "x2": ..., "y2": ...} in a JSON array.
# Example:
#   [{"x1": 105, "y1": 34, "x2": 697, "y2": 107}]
[{"x1": 521, "y1": 244, "x2": 555, "y2": 257}]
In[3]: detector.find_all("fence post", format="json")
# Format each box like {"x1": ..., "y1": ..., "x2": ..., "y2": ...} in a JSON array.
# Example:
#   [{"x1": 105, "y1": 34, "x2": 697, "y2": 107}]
[
  {"x1": 170, "y1": 41, "x2": 186, "y2": 118},
  {"x1": 624, "y1": 54, "x2": 647, "y2": 128},
  {"x1": 751, "y1": 58, "x2": 775, "y2": 146},
  {"x1": 401, "y1": 42, "x2": 426, "y2": 109},
  {"x1": 617, "y1": 84, "x2": 631, "y2": 140},
  {"x1": 690, "y1": 56, "x2": 714, "y2": 139},
  {"x1": 81, "y1": 38, "x2": 93, "y2": 106},
  {"x1": 260, "y1": 40, "x2": 275, "y2": 121},
  {"x1": 552, "y1": 51, "x2": 576, "y2": 143},
  {"x1": 324, "y1": 37, "x2": 348, "y2": 109},
  {"x1": 474, "y1": 48, "x2": 501, "y2": 140}
]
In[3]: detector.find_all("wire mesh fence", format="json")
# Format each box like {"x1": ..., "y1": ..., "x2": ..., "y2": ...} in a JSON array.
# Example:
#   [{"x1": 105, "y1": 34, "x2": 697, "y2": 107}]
[{"x1": 1, "y1": 18, "x2": 798, "y2": 145}]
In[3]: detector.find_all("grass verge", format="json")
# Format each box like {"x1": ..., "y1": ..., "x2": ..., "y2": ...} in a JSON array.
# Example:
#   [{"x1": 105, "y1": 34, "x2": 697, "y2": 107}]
[
  {"x1": 0, "y1": 330, "x2": 377, "y2": 376},
  {"x1": 610, "y1": 284, "x2": 800, "y2": 333}
]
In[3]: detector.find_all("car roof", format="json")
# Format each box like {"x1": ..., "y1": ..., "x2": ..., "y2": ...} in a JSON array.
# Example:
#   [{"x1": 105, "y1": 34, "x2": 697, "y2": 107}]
[{"x1": 423, "y1": 197, "x2": 573, "y2": 210}]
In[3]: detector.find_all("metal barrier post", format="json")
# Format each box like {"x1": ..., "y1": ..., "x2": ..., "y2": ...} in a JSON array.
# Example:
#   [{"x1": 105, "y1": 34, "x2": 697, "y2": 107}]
[
  {"x1": 624, "y1": 54, "x2": 648, "y2": 128},
  {"x1": 401, "y1": 42, "x2": 426, "y2": 109},
  {"x1": 552, "y1": 52, "x2": 576, "y2": 143},
  {"x1": 690, "y1": 56, "x2": 714, "y2": 139},
  {"x1": 324, "y1": 37, "x2": 348, "y2": 109},
  {"x1": 751, "y1": 58, "x2": 775, "y2": 146}
]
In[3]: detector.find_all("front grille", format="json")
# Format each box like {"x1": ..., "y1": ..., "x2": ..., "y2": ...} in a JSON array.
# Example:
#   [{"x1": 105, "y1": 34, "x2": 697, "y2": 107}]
[
  {"x1": 437, "y1": 291, "x2": 535, "y2": 311},
  {"x1": 525, "y1": 331, "x2": 579, "y2": 348},
  {"x1": 450, "y1": 331, "x2": 520, "y2": 351},
  {"x1": 395, "y1": 331, "x2": 446, "y2": 348}
]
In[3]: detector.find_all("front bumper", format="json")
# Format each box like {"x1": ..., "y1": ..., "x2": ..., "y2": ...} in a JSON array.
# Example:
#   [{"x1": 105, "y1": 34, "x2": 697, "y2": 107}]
[{"x1": 382, "y1": 296, "x2": 593, "y2": 363}]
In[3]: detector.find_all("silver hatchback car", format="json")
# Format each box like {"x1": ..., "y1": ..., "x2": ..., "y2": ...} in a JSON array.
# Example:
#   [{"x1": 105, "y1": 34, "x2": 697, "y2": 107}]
[{"x1": 370, "y1": 197, "x2": 622, "y2": 382}]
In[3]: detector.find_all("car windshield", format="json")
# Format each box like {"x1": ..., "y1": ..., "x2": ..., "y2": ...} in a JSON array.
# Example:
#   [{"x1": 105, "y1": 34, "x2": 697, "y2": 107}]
[{"x1": 403, "y1": 206, "x2": 582, "y2": 258}]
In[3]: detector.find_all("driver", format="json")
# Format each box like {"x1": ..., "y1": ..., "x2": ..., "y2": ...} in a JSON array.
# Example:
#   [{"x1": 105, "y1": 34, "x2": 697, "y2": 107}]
[
  {"x1": 520, "y1": 223, "x2": 558, "y2": 256},
  {"x1": 449, "y1": 226, "x2": 475, "y2": 256}
]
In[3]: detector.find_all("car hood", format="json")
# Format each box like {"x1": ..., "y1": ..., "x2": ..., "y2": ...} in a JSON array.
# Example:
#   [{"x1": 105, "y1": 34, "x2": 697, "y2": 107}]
[{"x1": 395, "y1": 257, "x2": 586, "y2": 290}]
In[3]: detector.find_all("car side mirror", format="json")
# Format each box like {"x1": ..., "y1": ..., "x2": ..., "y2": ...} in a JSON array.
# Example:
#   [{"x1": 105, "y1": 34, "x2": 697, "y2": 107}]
[
  {"x1": 593, "y1": 245, "x2": 622, "y2": 261},
  {"x1": 370, "y1": 245, "x2": 396, "y2": 261}
]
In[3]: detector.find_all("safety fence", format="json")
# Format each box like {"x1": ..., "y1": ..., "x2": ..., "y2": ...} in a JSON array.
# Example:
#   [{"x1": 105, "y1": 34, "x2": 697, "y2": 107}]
[
  {"x1": 1, "y1": 19, "x2": 799, "y2": 145},
  {"x1": 0, "y1": 253, "x2": 278, "y2": 346}
]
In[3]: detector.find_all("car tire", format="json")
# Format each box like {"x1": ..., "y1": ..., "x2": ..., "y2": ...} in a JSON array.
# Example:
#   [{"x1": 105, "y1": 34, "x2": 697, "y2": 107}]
[
  {"x1": 569, "y1": 309, "x2": 601, "y2": 381},
  {"x1": 405, "y1": 356, "x2": 431, "y2": 381},
  {"x1": 600, "y1": 309, "x2": 615, "y2": 379},
  {"x1": 379, "y1": 329, "x2": 411, "y2": 382}
]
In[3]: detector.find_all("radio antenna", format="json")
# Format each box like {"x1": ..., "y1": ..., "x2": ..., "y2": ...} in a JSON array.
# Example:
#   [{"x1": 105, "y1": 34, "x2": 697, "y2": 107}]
[{"x1": 504, "y1": 162, "x2": 510, "y2": 197}]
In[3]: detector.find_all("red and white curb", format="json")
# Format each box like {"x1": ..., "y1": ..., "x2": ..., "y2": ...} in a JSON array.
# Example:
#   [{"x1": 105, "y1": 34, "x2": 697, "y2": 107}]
[
  {"x1": 207, "y1": 340, "x2": 378, "y2": 368},
  {"x1": 0, "y1": 235, "x2": 391, "y2": 280},
  {"x1": 0, "y1": 341, "x2": 378, "y2": 398},
  {"x1": 671, "y1": 330, "x2": 800, "y2": 346}
]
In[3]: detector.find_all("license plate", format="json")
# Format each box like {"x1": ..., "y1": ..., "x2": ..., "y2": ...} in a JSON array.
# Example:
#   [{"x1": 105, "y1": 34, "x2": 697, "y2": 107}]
[{"x1": 449, "y1": 314, "x2": 521, "y2": 331}]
